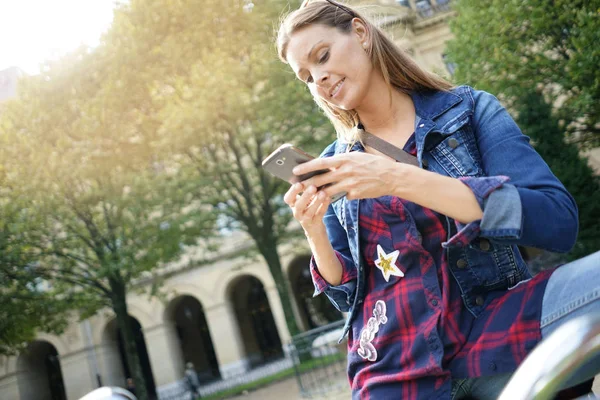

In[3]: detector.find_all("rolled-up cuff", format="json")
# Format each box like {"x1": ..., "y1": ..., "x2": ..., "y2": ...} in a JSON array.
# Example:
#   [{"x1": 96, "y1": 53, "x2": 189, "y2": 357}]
[
  {"x1": 444, "y1": 176, "x2": 521, "y2": 248},
  {"x1": 479, "y1": 183, "x2": 522, "y2": 239},
  {"x1": 310, "y1": 252, "x2": 357, "y2": 312},
  {"x1": 459, "y1": 175, "x2": 510, "y2": 206},
  {"x1": 443, "y1": 220, "x2": 481, "y2": 248}
]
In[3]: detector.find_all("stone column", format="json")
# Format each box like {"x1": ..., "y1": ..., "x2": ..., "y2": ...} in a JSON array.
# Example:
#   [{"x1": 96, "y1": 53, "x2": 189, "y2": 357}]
[
  {"x1": 142, "y1": 322, "x2": 184, "y2": 386},
  {"x1": 264, "y1": 285, "x2": 292, "y2": 346},
  {"x1": 60, "y1": 350, "x2": 95, "y2": 399},
  {"x1": 204, "y1": 301, "x2": 247, "y2": 379},
  {"x1": 0, "y1": 373, "x2": 20, "y2": 400},
  {"x1": 96, "y1": 342, "x2": 125, "y2": 387}
]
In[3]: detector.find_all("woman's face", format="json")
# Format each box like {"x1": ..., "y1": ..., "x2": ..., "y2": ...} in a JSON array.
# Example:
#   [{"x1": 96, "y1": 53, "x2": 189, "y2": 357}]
[{"x1": 286, "y1": 21, "x2": 373, "y2": 111}]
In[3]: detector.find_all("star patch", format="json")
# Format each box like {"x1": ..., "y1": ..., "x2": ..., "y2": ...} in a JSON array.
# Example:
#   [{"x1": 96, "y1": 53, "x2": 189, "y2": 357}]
[{"x1": 374, "y1": 244, "x2": 403, "y2": 282}]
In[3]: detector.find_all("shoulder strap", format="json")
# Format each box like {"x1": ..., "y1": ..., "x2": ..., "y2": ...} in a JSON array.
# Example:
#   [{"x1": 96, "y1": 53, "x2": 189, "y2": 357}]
[{"x1": 358, "y1": 129, "x2": 420, "y2": 166}]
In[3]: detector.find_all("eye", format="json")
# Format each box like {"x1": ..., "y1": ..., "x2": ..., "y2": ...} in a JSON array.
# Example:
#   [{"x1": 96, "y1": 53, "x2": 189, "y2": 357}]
[
  {"x1": 306, "y1": 75, "x2": 314, "y2": 84},
  {"x1": 318, "y1": 50, "x2": 330, "y2": 64}
]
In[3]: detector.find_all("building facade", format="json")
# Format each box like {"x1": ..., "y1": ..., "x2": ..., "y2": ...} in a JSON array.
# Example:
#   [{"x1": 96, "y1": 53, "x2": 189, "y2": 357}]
[
  {"x1": 0, "y1": 67, "x2": 24, "y2": 102},
  {"x1": 0, "y1": 1, "x2": 475, "y2": 399}
]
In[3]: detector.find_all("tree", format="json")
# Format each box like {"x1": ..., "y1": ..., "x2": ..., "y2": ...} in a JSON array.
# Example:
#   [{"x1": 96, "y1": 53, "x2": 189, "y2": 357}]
[
  {"x1": 447, "y1": 0, "x2": 600, "y2": 147},
  {"x1": 512, "y1": 90, "x2": 600, "y2": 260},
  {"x1": 0, "y1": 47, "x2": 217, "y2": 400},
  {"x1": 104, "y1": 0, "x2": 333, "y2": 337},
  {"x1": 0, "y1": 189, "x2": 70, "y2": 356},
  {"x1": 446, "y1": 0, "x2": 600, "y2": 260}
]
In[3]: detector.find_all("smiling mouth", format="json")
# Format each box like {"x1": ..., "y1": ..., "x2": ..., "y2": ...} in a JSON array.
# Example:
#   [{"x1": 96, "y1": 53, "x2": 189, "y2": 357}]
[{"x1": 330, "y1": 78, "x2": 345, "y2": 98}]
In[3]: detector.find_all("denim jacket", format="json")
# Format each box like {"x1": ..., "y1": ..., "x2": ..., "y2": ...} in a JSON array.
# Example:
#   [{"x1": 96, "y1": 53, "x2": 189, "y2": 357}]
[{"x1": 314, "y1": 85, "x2": 578, "y2": 341}]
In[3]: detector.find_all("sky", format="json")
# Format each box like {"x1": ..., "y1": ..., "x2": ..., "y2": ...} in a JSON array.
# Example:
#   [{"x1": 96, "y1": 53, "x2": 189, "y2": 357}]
[{"x1": 0, "y1": 1, "x2": 118, "y2": 74}]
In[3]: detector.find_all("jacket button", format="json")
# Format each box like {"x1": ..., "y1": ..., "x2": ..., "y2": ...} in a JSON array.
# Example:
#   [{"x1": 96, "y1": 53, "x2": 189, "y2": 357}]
[
  {"x1": 479, "y1": 239, "x2": 491, "y2": 251},
  {"x1": 422, "y1": 159, "x2": 429, "y2": 169},
  {"x1": 475, "y1": 296, "x2": 485, "y2": 306},
  {"x1": 456, "y1": 258, "x2": 467, "y2": 269},
  {"x1": 448, "y1": 138, "x2": 459, "y2": 149}
]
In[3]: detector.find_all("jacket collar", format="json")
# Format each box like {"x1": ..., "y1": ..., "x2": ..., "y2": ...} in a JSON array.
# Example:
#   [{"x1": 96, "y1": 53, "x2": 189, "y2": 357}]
[
  {"x1": 409, "y1": 88, "x2": 463, "y2": 120},
  {"x1": 333, "y1": 88, "x2": 463, "y2": 154}
]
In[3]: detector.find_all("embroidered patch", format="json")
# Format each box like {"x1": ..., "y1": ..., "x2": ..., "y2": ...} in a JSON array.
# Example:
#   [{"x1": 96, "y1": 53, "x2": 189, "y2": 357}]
[
  {"x1": 357, "y1": 300, "x2": 388, "y2": 361},
  {"x1": 374, "y1": 244, "x2": 404, "y2": 282}
]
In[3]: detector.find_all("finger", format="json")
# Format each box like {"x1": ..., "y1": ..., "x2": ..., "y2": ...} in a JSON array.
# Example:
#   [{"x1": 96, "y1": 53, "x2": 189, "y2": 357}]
[
  {"x1": 304, "y1": 190, "x2": 328, "y2": 220},
  {"x1": 294, "y1": 185, "x2": 317, "y2": 214},
  {"x1": 322, "y1": 181, "x2": 349, "y2": 201},
  {"x1": 292, "y1": 155, "x2": 345, "y2": 176},
  {"x1": 284, "y1": 183, "x2": 304, "y2": 206},
  {"x1": 314, "y1": 195, "x2": 331, "y2": 219},
  {"x1": 301, "y1": 170, "x2": 338, "y2": 190}
]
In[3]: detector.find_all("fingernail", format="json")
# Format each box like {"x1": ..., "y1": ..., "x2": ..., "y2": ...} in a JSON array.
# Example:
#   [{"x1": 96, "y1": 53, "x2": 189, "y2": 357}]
[
  {"x1": 318, "y1": 191, "x2": 326, "y2": 199},
  {"x1": 296, "y1": 183, "x2": 303, "y2": 190},
  {"x1": 308, "y1": 185, "x2": 316, "y2": 193},
  {"x1": 293, "y1": 167, "x2": 300, "y2": 174}
]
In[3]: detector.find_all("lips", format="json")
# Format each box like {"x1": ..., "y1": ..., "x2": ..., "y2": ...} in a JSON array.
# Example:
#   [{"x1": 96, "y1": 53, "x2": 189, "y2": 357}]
[{"x1": 330, "y1": 78, "x2": 345, "y2": 98}]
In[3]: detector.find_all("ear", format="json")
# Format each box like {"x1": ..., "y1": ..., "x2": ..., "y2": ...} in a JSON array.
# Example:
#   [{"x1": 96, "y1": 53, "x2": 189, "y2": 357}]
[{"x1": 351, "y1": 18, "x2": 369, "y2": 46}]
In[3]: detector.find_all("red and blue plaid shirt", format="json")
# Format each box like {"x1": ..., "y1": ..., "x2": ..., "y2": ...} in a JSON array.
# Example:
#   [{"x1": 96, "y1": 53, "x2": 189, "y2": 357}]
[{"x1": 310, "y1": 135, "x2": 553, "y2": 399}]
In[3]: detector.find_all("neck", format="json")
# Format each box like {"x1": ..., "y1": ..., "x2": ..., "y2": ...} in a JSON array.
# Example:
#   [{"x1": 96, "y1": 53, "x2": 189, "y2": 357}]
[{"x1": 355, "y1": 72, "x2": 415, "y2": 133}]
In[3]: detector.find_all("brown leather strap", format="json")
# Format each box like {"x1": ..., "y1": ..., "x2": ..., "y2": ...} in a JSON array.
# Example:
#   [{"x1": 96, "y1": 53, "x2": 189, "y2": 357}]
[{"x1": 358, "y1": 129, "x2": 420, "y2": 166}]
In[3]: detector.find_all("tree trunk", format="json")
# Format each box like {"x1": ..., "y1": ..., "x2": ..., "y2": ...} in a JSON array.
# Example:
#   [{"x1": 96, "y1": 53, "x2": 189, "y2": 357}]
[
  {"x1": 109, "y1": 278, "x2": 150, "y2": 400},
  {"x1": 258, "y1": 240, "x2": 300, "y2": 337}
]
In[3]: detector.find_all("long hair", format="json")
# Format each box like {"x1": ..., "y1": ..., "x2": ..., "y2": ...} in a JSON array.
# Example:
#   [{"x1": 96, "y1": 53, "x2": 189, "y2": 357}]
[{"x1": 277, "y1": 0, "x2": 453, "y2": 143}]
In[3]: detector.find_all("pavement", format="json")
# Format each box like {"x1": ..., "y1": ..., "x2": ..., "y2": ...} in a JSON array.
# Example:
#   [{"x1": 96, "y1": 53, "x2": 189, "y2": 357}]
[
  {"x1": 228, "y1": 375, "x2": 600, "y2": 399},
  {"x1": 226, "y1": 375, "x2": 349, "y2": 400}
]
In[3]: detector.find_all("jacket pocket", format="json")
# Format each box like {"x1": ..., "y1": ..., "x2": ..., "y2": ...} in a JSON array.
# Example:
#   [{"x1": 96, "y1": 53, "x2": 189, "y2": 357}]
[{"x1": 426, "y1": 116, "x2": 483, "y2": 178}]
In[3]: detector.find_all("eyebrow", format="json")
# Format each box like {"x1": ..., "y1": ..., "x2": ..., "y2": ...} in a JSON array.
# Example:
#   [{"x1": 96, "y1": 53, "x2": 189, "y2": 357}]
[
  {"x1": 308, "y1": 40, "x2": 324, "y2": 60},
  {"x1": 297, "y1": 40, "x2": 324, "y2": 79}
]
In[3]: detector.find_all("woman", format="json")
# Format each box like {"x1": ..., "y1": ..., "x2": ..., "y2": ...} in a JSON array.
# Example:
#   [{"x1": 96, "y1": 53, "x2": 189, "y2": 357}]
[{"x1": 276, "y1": 1, "x2": 600, "y2": 399}]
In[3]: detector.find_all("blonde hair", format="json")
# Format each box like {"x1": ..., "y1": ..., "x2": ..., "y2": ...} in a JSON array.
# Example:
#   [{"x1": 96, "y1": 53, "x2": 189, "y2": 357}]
[{"x1": 277, "y1": 0, "x2": 453, "y2": 144}]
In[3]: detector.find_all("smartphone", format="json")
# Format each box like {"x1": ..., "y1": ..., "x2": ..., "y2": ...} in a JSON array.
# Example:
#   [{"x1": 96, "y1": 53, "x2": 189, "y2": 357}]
[{"x1": 262, "y1": 144, "x2": 346, "y2": 202}]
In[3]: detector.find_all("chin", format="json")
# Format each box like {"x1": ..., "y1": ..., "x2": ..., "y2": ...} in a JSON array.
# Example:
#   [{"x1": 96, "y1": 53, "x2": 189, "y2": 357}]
[
  {"x1": 324, "y1": 95, "x2": 358, "y2": 112},
  {"x1": 336, "y1": 99, "x2": 359, "y2": 111}
]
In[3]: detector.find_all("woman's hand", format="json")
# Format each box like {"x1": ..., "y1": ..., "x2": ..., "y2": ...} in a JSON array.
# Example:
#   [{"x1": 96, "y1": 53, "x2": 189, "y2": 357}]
[
  {"x1": 294, "y1": 152, "x2": 414, "y2": 201},
  {"x1": 284, "y1": 182, "x2": 330, "y2": 234},
  {"x1": 293, "y1": 151, "x2": 484, "y2": 225}
]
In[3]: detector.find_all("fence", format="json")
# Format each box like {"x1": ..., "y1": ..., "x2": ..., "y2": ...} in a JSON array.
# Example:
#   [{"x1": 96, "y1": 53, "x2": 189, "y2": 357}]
[
  {"x1": 156, "y1": 358, "x2": 293, "y2": 400},
  {"x1": 288, "y1": 320, "x2": 349, "y2": 398},
  {"x1": 156, "y1": 320, "x2": 348, "y2": 400}
]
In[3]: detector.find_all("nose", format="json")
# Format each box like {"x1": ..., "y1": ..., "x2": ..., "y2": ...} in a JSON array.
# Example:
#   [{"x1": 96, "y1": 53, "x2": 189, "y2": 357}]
[{"x1": 314, "y1": 68, "x2": 329, "y2": 86}]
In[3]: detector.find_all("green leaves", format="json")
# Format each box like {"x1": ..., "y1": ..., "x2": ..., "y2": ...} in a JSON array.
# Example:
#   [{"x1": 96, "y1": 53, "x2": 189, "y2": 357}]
[
  {"x1": 0, "y1": 0, "x2": 331, "y2": 352},
  {"x1": 447, "y1": 0, "x2": 600, "y2": 147},
  {"x1": 447, "y1": 0, "x2": 600, "y2": 259}
]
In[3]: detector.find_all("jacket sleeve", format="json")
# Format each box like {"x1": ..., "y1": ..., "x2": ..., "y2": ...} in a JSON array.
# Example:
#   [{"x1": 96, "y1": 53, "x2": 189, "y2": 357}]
[
  {"x1": 445, "y1": 89, "x2": 578, "y2": 252},
  {"x1": 309, "y1": 203, "x2": 357, "y2": 312},
  {"x1": 307, "y1": 142, "x2": 357, "y2": 312}
]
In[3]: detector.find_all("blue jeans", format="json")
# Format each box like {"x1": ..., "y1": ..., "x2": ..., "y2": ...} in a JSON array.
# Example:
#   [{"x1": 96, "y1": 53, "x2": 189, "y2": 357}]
[{"x1": 451, "y1": 250, "x2": 600, "y2": 400}]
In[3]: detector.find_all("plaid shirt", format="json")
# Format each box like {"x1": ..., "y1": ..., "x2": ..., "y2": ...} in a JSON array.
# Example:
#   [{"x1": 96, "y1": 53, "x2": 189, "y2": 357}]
[{"x1": 310, "y1": 135, "x2": 553, "y2": 399}]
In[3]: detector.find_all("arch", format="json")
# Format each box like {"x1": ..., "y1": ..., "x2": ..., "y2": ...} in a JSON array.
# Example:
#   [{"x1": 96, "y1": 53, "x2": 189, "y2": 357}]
[
  {"x1": 286, "y1": 255, "x2": 342, "y2": 330},
  {"x1": 162, "y1": 283, "x2": 214, "y2": 317},
  {"x1": 16, "y1": 340, "x2": 67, "y2": 400},
  {"x1": 124, "y1": 301, "x2": 156, "y2": 330},
  {"x1": 228, "y1": 275, "x2": 283, "y2": 367},
  {"x1": 164, "y1": 295, "x2": 221, "y2": 382},
  {"x1": 221, "y1": 270, "x2": 272, "y2": 301},
  {"x1": 102, "y1": 316, "x2": 157, "y2": 399},
  {"x1": 34, "y1": 332, "x2": 69, "y2": 356}
]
